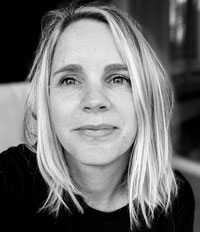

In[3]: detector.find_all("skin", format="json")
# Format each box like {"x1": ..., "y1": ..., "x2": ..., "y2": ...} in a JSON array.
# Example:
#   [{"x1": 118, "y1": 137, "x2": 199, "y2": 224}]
[{"x1": 50, "y1": 19, "x2": 137, "y2": 211}]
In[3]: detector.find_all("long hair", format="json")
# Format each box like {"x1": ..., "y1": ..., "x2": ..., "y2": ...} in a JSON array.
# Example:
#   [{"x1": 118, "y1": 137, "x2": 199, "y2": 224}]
[{"x1": 23, "y1": 2, "x2": 177, "y2": 229}]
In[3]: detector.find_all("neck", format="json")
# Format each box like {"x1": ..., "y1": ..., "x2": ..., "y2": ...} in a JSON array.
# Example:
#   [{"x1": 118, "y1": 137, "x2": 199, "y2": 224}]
[{"x1": 67, "y1": 155, "x2": 129, "y2": 212}]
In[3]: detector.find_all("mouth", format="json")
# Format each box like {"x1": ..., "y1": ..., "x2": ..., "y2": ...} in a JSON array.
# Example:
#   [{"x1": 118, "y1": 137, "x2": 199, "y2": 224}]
[{"x1": 74, "y1": 124, "x2": 118, "y2": 138}]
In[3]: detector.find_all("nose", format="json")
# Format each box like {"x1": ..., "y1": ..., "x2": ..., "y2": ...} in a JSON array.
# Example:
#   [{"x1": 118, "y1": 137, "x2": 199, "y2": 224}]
[{"x1": 80, "y1": 87, "x2": 111, "y2": 113}]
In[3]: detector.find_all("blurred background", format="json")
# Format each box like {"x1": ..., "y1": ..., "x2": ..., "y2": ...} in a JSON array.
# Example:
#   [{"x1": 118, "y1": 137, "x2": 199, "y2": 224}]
[{"x1": 0, "y1": 0, "x2": 199, "y2": 231}]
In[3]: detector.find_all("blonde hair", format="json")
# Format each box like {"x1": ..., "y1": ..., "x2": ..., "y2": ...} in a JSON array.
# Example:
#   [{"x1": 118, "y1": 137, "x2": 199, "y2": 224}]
[{"x1": 24, "y1": 2, "x2": 177, "y2": 230}]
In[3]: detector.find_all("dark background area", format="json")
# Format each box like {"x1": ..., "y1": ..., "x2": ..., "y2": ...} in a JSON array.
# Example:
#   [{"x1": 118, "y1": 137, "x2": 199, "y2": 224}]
[{"x1": 2, "y1": 0, "x2": 55, "y2": 83}]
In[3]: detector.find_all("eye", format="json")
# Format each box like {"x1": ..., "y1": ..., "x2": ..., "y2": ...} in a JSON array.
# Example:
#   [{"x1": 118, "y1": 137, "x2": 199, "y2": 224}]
[
  {"x1": 108, "y1": 75, "x2": 131, "y2": 85},
  {"x1": 59, "y1": 76, "x2": 80, "y2": 86}
]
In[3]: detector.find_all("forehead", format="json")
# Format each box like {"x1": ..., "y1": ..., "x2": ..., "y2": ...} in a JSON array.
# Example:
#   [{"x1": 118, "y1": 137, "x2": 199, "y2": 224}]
[
  {"x1": 58, "y1": 19, "x2": 112, "y2": 47},
  {"x1": 52, "y1": 19, "x2": 123, "y2": 67}
]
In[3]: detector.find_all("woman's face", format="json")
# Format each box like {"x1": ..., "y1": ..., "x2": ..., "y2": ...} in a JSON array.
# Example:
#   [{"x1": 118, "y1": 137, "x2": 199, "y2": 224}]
[{"x1": 50, "y1": 19, "x2": 137, "y2": 166}]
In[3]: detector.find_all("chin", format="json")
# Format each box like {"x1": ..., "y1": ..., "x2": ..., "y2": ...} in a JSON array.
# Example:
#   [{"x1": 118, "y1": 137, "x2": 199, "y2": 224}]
[{"x1": 66, "y1": 146, "x2": 129, "y2": 167}]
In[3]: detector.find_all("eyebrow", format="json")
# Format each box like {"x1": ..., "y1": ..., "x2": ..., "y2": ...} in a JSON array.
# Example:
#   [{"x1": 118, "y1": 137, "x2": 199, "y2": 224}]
[
  {"x1": 104, "y1": 64, "x2": 128, "y2": 72},
  {"x1": 53, "y1": 64, "x2": 83, "y2": 76},
  {"x1": 53, "y1": 63, "x2": 128, "y2": 76}
]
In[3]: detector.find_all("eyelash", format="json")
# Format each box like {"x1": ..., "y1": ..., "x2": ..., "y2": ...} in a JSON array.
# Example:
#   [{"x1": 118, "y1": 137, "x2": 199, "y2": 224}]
[{"x1": 58, "y1": 75, "x2": 131, "y2": 86}]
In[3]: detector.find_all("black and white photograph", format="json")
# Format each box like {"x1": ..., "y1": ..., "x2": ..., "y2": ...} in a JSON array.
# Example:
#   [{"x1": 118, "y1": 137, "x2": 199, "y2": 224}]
[{"x1": 0, "y1": 0, "x2": 199, "y2": 231}]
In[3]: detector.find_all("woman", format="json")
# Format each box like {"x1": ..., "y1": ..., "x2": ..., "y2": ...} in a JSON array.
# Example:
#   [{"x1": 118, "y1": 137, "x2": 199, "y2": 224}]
[{"x1": 0, "y1": 2, "x2": 194, "y2": 231}]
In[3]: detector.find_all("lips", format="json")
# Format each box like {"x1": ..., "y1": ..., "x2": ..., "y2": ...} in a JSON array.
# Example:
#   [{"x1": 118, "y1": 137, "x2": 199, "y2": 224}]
[
  {"x1": 76, "y1": 124, "x2": 118, "y2": 130},
  {"x1": 74, "y1": 124, "x2": 118, "y2": 138}
]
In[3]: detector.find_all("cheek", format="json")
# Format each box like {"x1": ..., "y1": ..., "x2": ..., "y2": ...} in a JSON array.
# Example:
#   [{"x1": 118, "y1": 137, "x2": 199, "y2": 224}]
[
  {"x1": 116, "y1": 95, "x2": 137, "y2": 142},
  {"x1": 114, "y1": 93, "x2": 136, "y2": 124},
  {"x1": 49, "y1": 94, "x2": 76, "y2": 131}
]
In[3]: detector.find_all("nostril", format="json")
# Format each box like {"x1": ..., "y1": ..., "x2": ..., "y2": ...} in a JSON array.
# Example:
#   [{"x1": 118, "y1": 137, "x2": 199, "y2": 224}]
[
  {"x1": 99, "y1": 105, "x2": 107, "y2": 110},
  {"x1": 83, "y1": 104, "x2": 107, "y2": 112},
  {"x1": 84, "y1": 106, "x2": 91, "y2": 111}
]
